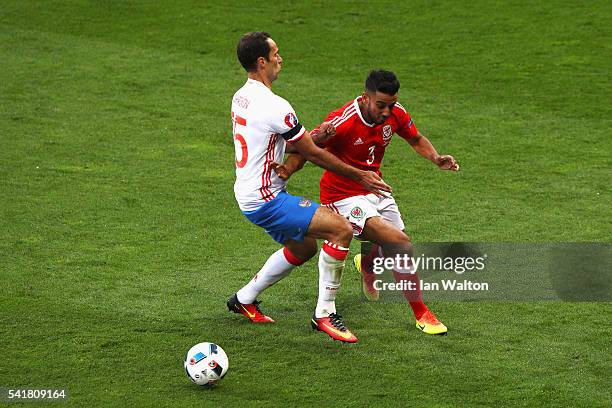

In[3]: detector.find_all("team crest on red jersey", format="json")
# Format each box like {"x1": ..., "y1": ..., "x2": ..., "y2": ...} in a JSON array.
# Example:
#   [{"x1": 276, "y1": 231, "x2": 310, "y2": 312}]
[
  {"x1": 284, "y1": 112, "x2": 299, "y2": 128},
  {"x1": 382, "y1": 125, "x2": 393, "y2": 145}
]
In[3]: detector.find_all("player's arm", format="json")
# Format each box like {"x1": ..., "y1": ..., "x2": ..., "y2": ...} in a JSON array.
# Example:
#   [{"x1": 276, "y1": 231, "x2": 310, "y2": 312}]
[
  {"x1": 272, "y1": 153, "x2": 306, "y2": 181},
  {"x1": 283, "y1": 123, "x2": 333, "y2": 153},
  {"x1": 406, "y1": 131, "x2": 459, "y2": 171},
  {"x1": 274, "y1": 121, "x2": 336, "y2": 180},
  {"x1": 290, "y1": 132, "x2": 392, "y2": 195}
]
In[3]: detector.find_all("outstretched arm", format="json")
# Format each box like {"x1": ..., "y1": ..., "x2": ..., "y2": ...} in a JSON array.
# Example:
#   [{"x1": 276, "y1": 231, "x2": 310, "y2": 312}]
[
  {"x1": 273, "y1": 121, "x2": 336, "y2": 180},
  {"x1": 287, "y1": 131, "x2": 392, "y2": 195},
  {"x1": 407, "y1": 131, "x2": 460, "y2": 171},
  {"x1": 284, "y1": 121, "x2": 335, "y2": 154}
]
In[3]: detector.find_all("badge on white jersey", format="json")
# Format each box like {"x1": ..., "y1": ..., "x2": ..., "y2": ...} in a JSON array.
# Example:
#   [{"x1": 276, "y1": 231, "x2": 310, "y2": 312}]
[{"x1": 284, "y1": 112, "x2": 299, "y2": 128}]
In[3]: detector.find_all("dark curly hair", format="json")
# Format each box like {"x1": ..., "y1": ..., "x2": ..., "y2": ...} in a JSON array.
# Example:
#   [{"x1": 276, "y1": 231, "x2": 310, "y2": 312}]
[{"x1": 365, "y1": 70, "x2": 400, "y2": 95}]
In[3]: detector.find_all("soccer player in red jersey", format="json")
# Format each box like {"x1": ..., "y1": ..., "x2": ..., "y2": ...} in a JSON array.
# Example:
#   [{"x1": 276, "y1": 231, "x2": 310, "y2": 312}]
[{"x1": 275, "y1": 70, "x2": 459, "y2": 335}]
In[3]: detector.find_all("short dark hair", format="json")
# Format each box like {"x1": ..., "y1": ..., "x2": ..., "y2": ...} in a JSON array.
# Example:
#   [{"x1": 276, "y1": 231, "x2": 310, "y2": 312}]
[
  {"x1": 237, "y1": 32, "x2": 272, "y2": 72},
  {"x1": 365, "y1": 70, "x2": 400, "y2": 95}
]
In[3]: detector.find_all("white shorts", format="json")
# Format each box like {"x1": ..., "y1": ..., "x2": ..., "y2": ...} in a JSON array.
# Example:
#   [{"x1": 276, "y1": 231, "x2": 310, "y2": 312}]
[{"x1": 326, "y1": 193, "x2": 405, "y2": 237}]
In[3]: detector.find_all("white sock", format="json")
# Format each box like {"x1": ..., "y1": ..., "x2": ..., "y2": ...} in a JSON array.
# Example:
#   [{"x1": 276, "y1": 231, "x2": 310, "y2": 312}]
[
  {"x1": 236, "y1": 248, "x2": 300, "y2": 304},
  {"x1": 315, "y1": 241, "x2": 349, "y2": 318}
]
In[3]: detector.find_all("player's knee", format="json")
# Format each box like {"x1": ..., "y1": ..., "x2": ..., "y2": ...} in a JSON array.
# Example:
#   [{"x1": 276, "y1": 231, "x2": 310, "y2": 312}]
[
  {"x1": 400, "y1": 233, "x2": 412, "y2": 250},
  {"x1": 402, "y1": 231, "x2": 412, "y2": 244},
  {"x1": 335, "y1": 218, "x2": 353, "y2": 247},
  {"x1": 382, "y1": 232, "x2": 412, "y2": 256}
]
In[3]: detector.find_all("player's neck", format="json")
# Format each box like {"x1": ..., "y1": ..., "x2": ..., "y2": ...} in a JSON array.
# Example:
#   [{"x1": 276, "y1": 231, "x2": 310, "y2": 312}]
[{"x1": 247, "y1": 72, "x2": 273, "y2": 89}]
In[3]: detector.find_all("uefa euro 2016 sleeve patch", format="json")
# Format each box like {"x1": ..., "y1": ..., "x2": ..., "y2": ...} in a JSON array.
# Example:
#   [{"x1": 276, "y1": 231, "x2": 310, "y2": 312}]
[{"x1": 280, "y1": 112, "x2": 303, "y2": 142}]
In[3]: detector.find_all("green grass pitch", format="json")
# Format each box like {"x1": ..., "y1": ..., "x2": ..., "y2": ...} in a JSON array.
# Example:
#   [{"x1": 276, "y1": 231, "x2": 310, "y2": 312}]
[{"x1": 1, "y1": 1, "x2": 610, "y2": 406}]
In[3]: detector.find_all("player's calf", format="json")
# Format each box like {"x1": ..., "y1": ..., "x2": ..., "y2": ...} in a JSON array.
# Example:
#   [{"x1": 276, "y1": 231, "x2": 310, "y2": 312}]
[{"x1": 284, "y1": 238, "x2": 318, "y2": 264}]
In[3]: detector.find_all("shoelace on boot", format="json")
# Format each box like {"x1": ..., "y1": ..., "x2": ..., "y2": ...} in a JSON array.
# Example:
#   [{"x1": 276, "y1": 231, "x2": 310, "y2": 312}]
[{"x1": 328, "y1": 313, "x2": 348, "y2": 332}]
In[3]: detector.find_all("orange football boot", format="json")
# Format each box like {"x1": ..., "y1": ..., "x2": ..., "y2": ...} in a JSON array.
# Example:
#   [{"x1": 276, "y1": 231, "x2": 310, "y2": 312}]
[
  {"x1": 227, "y1": 293, "x2": 275, "y2": 323},
  {"x1": 311, "y1": 313, "x2": 358, "y2": 343}
]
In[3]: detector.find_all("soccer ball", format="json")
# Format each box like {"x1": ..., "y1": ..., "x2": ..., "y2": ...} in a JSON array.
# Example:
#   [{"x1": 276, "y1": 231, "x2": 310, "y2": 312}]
[{"x1": 184, "y1": 342, "x2": 229, "y2": 387}]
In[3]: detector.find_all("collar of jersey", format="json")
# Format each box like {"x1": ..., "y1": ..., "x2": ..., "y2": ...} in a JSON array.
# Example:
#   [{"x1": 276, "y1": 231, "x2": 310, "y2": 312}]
[
  {"x1": 246, "y1": 78, "x2": 271, "y2": 92},
  {"x1": 353, "y1": 97, "x2": 375, "y2": 128}
]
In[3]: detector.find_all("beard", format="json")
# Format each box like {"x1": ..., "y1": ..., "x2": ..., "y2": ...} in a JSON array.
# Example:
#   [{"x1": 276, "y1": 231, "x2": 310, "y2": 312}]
[{"x1": 374, "y1": 115, "x2": 388, "y2": 125}]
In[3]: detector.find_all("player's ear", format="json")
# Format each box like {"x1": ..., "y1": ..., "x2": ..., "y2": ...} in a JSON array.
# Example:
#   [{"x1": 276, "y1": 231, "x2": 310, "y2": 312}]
[{"x1": 257, "y1": 56, "x2": 266, "y2": 69}]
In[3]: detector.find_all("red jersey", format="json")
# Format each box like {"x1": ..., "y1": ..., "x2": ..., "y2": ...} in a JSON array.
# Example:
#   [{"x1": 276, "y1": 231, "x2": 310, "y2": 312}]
[{"x1": 315, "y1": 96, "x2": 419, "y2": 204}]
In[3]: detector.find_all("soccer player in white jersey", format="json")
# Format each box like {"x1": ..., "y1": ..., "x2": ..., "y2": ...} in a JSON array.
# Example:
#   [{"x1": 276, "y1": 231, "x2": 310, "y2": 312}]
[{"x1": 227, "y1": 32, "x2": 391, "y2": 343}]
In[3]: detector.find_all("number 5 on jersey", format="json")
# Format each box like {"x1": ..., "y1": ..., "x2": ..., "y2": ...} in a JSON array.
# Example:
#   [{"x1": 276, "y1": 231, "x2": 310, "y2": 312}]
[{"x1": 231, "y1": 112, "x2": 248, "y2": 168}]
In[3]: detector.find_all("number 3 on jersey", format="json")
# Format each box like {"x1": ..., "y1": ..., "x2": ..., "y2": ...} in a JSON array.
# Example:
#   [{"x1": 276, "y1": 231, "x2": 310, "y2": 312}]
[
  {"x1": 231, "y1": 112, "x2": 248, "y2": 168},
  {"x1": 366, "y1": 145, "x2": 376, "y2": 165}
]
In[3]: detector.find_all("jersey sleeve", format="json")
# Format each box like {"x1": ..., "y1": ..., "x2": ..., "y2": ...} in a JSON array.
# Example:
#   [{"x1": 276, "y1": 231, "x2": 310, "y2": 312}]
[
  {"x1": 268, "y1": 97, "x2": 307, "y2": 143},
  {"x1": 394, "y1": 103, "x2": 419, "y2": 140}
]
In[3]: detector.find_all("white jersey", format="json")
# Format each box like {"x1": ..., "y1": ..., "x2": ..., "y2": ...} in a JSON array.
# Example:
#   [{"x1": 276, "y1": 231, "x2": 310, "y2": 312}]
[{"x1": 231, "y1": 78, "x2": 306, "y2": 212}]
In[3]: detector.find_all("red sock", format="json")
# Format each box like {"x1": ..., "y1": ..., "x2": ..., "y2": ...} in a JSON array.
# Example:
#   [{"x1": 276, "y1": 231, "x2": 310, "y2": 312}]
[
  {"x1": 283, "y1": 247, "x2": 306, "y2": 266},
  {"x1": 322, "y1": 240, "x2": 349, "y2": 261},
  {"x1": 393, "y1": 270, "x2": 428, "y2": 320},
  {"x1": 361, "y1": 243, "x2": 381, "y2": 274}
]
